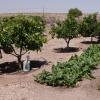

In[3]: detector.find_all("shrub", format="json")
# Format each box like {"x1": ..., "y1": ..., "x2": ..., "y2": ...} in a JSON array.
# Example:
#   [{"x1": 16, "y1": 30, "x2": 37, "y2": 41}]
[{"x1": 35, "y1": 44, "x2": 100, "y2": 87}]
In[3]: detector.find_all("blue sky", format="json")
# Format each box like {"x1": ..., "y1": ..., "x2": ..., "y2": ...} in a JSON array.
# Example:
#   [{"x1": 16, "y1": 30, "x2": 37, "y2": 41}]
[{"x1": 0, "y1": 0, "x2": 100, "y2": 13}]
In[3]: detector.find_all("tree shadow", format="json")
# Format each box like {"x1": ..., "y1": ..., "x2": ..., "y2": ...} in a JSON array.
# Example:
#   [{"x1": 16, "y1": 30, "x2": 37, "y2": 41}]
[
  {"x1": 30, "y1": 60, "x2": 48, "y2": 70},
  {"x1": 54, "y1": 47, "x2": 79, "y2": 53},
  {"x1": 0, "y1": 61, "x2": 19, "y2": 74},
  {"x1": 81, "y1": 41, "x2": 98, "y2": 45},
  {"x1": 0, "y1": 59, "x2": 48, "y2": 74}
]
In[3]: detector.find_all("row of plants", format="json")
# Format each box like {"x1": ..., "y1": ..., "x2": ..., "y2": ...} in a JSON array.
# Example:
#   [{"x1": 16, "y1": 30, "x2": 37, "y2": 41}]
[
  {"x1": 0, "y1": 8, "x2": 100, "y2": 70},
  {"x1": 50, "y1": 9, "x2": 100, "y2": 48},
  {"x1": 35, "y1": 44, "x2": 100, "y2": 87},
  {"x1": 0, "y1": 8, "x2": 82, "y2": 69}
]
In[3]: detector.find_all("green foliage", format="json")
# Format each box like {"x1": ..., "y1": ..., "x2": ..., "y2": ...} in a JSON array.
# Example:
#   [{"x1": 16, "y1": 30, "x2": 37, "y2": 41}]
[
  {"x1": 79, "y1": 13, "x2": 97, "y2": 37},
  {"x1": 68, "y1": 8, "x2": 82, "y2": 18},
  {"x1": 0, "y1": 15, "x2": 47, "y2": 68},
  {"x1": 35, "y1": 44, "x2": 100, "y2": 87},
  {"x1": 95, "y1": 22, "x2": 100, "y2": 42},
  {"x1": 50, "y1": 20, "x2": 62, "y2": 38},
  {"x1": 50, "y1": 17, "x2": 79, "y2": 47}
]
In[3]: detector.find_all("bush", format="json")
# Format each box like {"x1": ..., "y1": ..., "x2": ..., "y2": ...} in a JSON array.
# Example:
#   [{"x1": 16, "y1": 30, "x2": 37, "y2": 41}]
[{"x1": 35, "y1": 44, "x2": 100, "y2": 87}]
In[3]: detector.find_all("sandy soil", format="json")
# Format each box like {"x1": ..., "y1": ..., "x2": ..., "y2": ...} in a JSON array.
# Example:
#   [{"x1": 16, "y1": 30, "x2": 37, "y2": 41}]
[{"x1": 0, "y1": 37, "x2": 100, "y2": 100}]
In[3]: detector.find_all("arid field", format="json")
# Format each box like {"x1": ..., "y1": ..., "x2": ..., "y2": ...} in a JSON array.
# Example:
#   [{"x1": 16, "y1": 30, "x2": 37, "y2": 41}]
[{"x1": 0, "y1": 36, "x2": 100, "y2": 100}]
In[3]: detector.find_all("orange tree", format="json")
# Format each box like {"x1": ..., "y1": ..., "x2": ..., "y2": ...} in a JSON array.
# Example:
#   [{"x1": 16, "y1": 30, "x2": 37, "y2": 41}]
[
  {"x1": 50, "y1": 17, "x2": 79, "y2": 48},
  {"x1": 79, "y1": 13, "x2": 97, "y2": 42},
  {"x1": 95, "y1": 22, "x2": 100, "y2": 43},
  {"x1": 68, "y1": 8, "x2": 82, "y2": 18},
  {"x1": 0, "y1": 15, "x2": 47, "y2": 69}
]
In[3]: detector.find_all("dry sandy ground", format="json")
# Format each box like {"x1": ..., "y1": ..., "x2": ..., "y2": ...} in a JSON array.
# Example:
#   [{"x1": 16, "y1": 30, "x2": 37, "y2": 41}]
[{"x1": 0, "y1": 37, "x2": 100, "y2": 100}]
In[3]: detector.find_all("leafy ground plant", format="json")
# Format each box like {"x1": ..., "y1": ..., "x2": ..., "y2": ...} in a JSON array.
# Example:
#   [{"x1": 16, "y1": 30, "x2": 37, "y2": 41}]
[{"x1": 35, "y1": 44, "x2": 100, "y2": 87}]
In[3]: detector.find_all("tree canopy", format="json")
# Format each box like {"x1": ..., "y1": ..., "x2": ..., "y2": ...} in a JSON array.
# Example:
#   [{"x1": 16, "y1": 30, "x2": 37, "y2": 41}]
[
  {"x1": 68, "y1": 8, "x2": 82, "y2": 18},
  {"x1": 95, "y1": 22, "x2": 100, "y2": 42},
  {"x1": 0, "y1": 15, "x2": 47, "y2": 68},
  {"x1": 79, "y1": 13, "x2": 97, "y2": 41}
]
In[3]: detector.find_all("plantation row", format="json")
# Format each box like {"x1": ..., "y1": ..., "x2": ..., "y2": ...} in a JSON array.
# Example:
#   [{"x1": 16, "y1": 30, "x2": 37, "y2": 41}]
[
  {"x1": 50, "y1": 12, "x2": 100, "y2": 48},
  {"x1": 0, "y1": 8, "x2": 100, "y2": 70},
  {"x1": 35, "y1": 44, "x2": 100, "y2": 87},
  {"x1": 0, "y1": 8, "x2": 100, "y2": 87}
]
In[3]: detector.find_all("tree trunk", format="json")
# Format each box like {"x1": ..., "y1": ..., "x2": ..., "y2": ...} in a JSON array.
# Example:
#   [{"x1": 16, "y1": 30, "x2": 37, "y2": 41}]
[
  {"x1": 0, "y1": 49, "x2": 2, "y2": 59},
  {"x1": 67, "y1": 40, "x2": 70, "y2": 48},
  {"x1": 91, "y1": 36, "x2": 93, "y2": 43},
  {"x1": 65, "y1": 38, "x2": 71, "y2": 48},
  {"x1": 17, "y1": 55, "x2": 22, "y2": 69},
  {"x1": 97, "y1": 34, "x2": 100, "y2": 43}
]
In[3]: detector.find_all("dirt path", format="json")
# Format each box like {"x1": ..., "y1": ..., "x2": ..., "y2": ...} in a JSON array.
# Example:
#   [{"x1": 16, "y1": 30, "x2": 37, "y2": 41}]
[{"x1": 0, "y1": 37, "x2": 100, "y2": 100}]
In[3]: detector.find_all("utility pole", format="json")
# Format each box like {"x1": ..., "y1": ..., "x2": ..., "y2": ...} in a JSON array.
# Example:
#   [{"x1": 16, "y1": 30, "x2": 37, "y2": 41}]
[{"x1": 43, "y1": 8, "x2": 45, "y2": 18}]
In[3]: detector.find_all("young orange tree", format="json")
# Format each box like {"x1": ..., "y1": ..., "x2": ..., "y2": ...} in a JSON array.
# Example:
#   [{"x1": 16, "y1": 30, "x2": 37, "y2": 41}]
[
  {"x1": 50, "y1": 17, "x2": 79, "y2": 48},
  {"x1": 95, "y1": 22, "x2": 100, "y2": 43},
  {"x1": 79, "y1": 13, "x2": 97, "y2": 42}
]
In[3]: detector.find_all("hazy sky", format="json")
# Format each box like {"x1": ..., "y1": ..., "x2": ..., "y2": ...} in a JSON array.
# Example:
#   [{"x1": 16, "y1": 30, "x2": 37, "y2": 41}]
[{"x1": 0, "y1": 0, "x2": 100, "y2": 13}]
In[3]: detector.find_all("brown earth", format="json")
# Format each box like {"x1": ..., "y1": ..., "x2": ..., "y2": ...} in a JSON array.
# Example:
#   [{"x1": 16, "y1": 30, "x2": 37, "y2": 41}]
[{"x1": 0, "y1": 37, "x2": 100, "y2": 100}]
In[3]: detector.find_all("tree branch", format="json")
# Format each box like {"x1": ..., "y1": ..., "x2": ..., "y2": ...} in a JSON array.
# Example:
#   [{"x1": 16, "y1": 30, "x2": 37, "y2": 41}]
[
  {"x1": 11, "y1": 53, "x2": 17, "y2": 57},
  {"x1": 20, "y1": 47, "x2": 22, "y2": 56},
  {"x1": 21, "y1": 50, "x2": 29, "y2": 56},
  {"x1": 11, "y1": 45, "x2": 19, "y2": 56}
]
